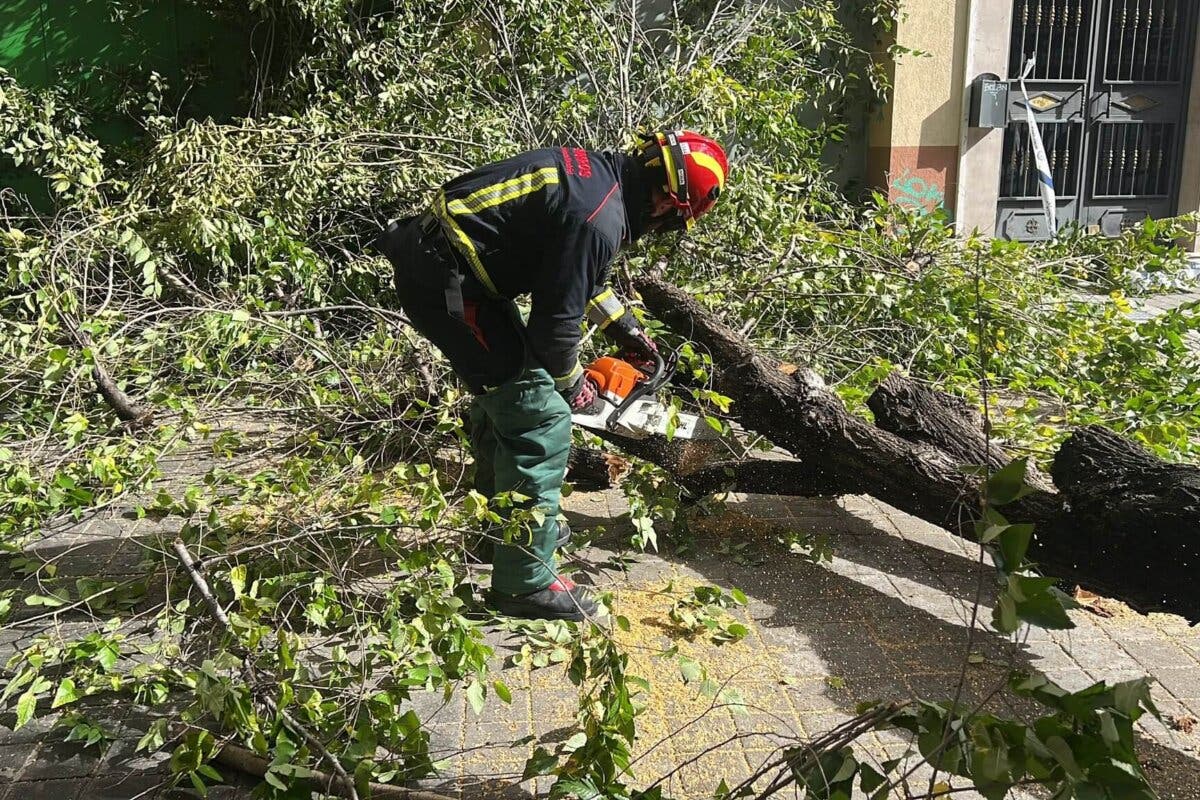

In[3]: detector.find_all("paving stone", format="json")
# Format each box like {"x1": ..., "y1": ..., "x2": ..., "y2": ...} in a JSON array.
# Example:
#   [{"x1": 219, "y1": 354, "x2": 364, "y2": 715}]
[
  {"x1": 1153, "y1": 668, "x2": 1200, "y2": 701},
  {"x1": 1121, "y1": 636, "x2": 1200, "y2": 671},
  {"x1": 88, "y1": 771, "x2": 166, "y2": 799},
  {"x1": 7, "y1": 477, "x2": 1200, "y2": 799},
  {"x1": 0, "y1": 712, "x2": 63, "y2": 745}
]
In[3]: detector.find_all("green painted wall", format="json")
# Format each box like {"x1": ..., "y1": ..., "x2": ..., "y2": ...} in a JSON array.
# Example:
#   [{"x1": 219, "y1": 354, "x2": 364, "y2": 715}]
[{"x1": 0, "y1": 1, "x2": 249, "y2": 203}]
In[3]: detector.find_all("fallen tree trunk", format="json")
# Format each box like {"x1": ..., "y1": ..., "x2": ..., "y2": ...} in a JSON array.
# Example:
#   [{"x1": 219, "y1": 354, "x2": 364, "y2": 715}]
[
  {"x1": 867, "y1": 372, "x2": 1052, "y2": 490},
  {"x1": 630, "y1": 275, "x2": 1199, "y2": 622},
  {"x1": 1047, "y1": 426, "x2": 1200, "y2": 615},
  {"x1": 633, "y1": 275, "x2": 984, "y2": 529}
]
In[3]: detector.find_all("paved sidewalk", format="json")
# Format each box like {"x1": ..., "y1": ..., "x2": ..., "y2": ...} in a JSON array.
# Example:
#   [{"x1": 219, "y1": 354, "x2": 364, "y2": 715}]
[{"x1": 2, "y1": 487, "x2": 1199, "y2": 799}]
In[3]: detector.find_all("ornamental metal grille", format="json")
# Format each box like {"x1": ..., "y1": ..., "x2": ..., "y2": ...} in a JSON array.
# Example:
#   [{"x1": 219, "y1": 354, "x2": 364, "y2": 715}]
[
  {"x1": 1093, "y1": 122, "x2": 1176, "y2": 197},
  {"x1": 997, "y1": 0, "x2": 1197, "y2": 240},
  {"x1": 1104, "y1": 0, "x2": 1189, "y2": 83},
  {"x1": 1001, "y1": 122, "x2": 1083, "y2": 199},
  {"x1": 1010, "y1": 0, "x2": 1094, "y2": 80}
]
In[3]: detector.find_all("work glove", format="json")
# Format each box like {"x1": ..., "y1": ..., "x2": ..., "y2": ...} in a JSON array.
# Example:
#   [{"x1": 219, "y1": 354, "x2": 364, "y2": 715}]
[
  {"x1": 566, "y1": 374, "x2": 603, "y2": 413},
  {"x1": 617, "y1": 329, "x2": 659, "y2": 375}
]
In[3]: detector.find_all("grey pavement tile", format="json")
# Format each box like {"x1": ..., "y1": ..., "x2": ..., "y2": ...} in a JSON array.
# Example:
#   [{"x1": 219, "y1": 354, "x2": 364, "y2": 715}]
[
  {"x1": 1043, "y1": 668, "x2": 1098, "y2": 693},
  {"x1": 0, "y1": 713, "x2": 64, "y2": 745},
  {"x1": 1083, "y1": 666, "x2": 1154, "y2": 686},
  {"x1": 1153, "y1": 668, "x2": 1200, "y2": 701},
  {"x1": 87, "y1": 771, "x2": 168, "y2": 800},
  {"x1": 461, "y1": 722, "x2": 534, "y2": 752},
  {"x1": 1120, "y1": 636, "x2": 1200, "y2": 671},
  {"x1": 1025, "y1": 641, "x2": 1080, "y2": 670},
  {"x1": 729, "y1": 710, "x2": 801, "y2": 739},
  {"x1": 1060, "y1": 637, "x2": 1136, "y2": 672}
]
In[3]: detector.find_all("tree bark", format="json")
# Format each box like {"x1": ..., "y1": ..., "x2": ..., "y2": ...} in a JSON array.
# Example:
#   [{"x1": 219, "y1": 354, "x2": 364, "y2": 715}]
[
  {"x1": 867, "y1": 372, "x2": 1052, "y2": 490},
  {"x1": 1046, "y1": 426, "x2": 1200, "y2": 616},
  {"x1": 629, "y1": 275, "x2": 1199, "y2": 622},
  {"x1": 633, "y1": 275, "x2": 982, "y2": 529}
]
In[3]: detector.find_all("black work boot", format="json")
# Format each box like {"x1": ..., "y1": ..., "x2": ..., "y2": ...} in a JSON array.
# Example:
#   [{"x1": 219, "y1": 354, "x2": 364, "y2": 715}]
[{"x1": 487, "y1": 577, "x2": 598, "y2": 621}]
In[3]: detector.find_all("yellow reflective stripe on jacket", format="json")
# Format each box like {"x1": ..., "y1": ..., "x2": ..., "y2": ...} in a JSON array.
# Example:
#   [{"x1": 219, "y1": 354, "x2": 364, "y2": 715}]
[
  {"x1": 554, "y1": 361, "x2": 583, "y2": 391},
  {"x1": 435, "y1": 167, "x2": 561, "y2": 295},
  {"x1": 445, "y1": 167, "x2": 560, "y2": 216},
  {"x1": 586, "y1": 287, "x2": 626, "y2": 330},
  {"x1": 432, "y1": 192, "x2": 499, "y2": 295}
]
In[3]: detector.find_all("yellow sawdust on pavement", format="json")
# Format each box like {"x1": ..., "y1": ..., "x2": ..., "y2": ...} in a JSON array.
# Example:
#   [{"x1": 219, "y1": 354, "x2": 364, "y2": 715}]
[{"x1": 611, "y1": 574, "x2": 811, "y2": 793}]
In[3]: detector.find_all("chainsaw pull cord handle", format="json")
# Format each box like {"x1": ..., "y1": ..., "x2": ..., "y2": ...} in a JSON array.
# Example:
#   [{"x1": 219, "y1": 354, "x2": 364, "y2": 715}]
[{"x1": 605, "y1": 349, "x2": 674, "y2": 432}]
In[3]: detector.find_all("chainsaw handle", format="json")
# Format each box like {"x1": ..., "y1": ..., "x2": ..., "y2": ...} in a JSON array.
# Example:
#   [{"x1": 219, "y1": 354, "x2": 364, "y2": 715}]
[{"x1": 606, "y1": 349, "x2": 674, "y2": 432}]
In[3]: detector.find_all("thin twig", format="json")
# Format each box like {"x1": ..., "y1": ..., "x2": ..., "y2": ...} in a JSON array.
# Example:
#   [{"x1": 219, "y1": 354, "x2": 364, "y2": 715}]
[{"x1": 172, "y1": 538, "x2": 362, "y2": 800}]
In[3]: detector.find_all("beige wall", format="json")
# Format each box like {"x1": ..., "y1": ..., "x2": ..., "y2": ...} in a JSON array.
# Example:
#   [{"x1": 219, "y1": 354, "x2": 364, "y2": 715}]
[
  {"x1": 868, "y1": 0, "x2": 970, "y2": 214},
  {"x1": 1178, "y1": 27, "x2": 1200, "y2": 250}
]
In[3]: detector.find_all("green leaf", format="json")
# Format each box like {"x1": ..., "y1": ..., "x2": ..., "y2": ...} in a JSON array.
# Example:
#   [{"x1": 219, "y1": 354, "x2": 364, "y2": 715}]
[
  {"x1": 1045, "y1": 735, "x2": 1085, "y2": 781},
  {"x1": 859, "y1": 764, "x2": 886, "y2": 793},
  {"x1": 15, "y1": 688, "x2": 38, "y2": 729},
  {"x1": 725, "y1": 622, "x2": 749, "y2": 641},
  {"x1": 985, "y1": 458, "x2": 1034, "y2": 506},
  {"x1": 95, "y1": 641, "x2": 119, "y2": 671},
  {"x1": 466, "y1": 680, "x2": 485, "y2": 715},
  {"x1": 563, "y1": 731, "x2": 587, "y2": 752},
  {"x1": 996, "y1": 524, "x2": 1035, "y2": 570},
  {"x1": 51, "y1": 678, "x2": 80, "y2": 709},
  {"x1": 550, "y1": 778, "x2": 601, "y2": 799},
  {"x1": 229, "y1": 565, "x2": 247, "y2": 598},
  {"x1": 188, "y1": 770, "x2": 208, "y2": 796},
  {"x1": 24, "y1": 592, "x2": 68, "y2": 607},
  {"x1": 492, "y1": 680, "x2": 512, "y2": 704},
  {"x1": 678, "y1": 656, "x2": 702, "y2": 684},
  {"x1": 522, "y1": 746, "x2": 558, "y2": 779},
  {"x1": 993, "y1": 590, "x2": 1019, "y2": 634},
  {"x1": 1016, "y1": 589, "x2": 1075, "y2": 630},
  {"x1": 197, "y1": 764, "x2": 222, "y2": 781},
  {"x1": 230, "y1": 309, "x2": 251, "y2": 323}
]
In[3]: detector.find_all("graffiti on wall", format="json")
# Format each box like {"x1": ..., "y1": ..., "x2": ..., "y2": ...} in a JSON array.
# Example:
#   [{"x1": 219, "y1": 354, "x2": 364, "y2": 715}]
[{"x1": 889, "y1": 169, "x2": 946, "y2": 215}]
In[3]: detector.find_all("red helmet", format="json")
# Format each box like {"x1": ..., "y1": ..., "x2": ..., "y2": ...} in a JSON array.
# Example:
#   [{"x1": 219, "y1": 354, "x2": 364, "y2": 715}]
[{"x1": 640, "y1": 130, "x2": 729, "y2": 231}]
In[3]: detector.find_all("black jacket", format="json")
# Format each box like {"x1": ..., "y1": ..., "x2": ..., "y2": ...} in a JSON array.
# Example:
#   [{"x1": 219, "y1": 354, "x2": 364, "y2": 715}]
[{"x1": 430, "y1": 147, "x2": 648, "y2": 391}]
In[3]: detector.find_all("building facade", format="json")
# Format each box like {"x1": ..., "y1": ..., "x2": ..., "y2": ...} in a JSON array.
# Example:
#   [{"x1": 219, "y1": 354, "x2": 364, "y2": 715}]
[{"x1": 869, "y1": 0, "x2": 1200, "y2": 247}]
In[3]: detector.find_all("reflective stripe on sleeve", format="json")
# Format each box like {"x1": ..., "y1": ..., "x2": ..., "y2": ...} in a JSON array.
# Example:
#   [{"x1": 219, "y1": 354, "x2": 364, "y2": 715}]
[
  {"x1": 553, "y1": 361, "x2": 583, "y2": 392},
  {"x1": 585, "y1": 288, "x2": 626, "y2": 330}
]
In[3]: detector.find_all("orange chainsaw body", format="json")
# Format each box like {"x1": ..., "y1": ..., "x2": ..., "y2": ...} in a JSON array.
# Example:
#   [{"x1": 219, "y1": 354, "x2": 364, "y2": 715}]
[{"x1": 585, "y1": 356, "x2": 645, "y2": 403}]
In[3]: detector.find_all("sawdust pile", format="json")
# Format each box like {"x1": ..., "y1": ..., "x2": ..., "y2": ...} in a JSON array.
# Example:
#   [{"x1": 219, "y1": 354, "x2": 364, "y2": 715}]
[{"x1": 613, "y1": 577, "x2": 784, "y2": 760}]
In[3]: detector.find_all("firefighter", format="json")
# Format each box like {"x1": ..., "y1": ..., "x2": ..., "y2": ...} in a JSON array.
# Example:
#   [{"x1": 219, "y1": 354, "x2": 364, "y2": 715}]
[{"x1": 379, "y1": 131, "x2": 728, "y2": 621}]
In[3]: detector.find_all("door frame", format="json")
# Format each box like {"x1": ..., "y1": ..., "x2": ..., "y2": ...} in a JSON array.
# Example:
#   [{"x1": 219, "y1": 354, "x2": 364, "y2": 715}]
[
  {"x1": 995, "y1": 0, "x2": 1199, "y2": 241},
  {"x1": 955, "y1": 0, "x2": 1200, "y2": 246}
]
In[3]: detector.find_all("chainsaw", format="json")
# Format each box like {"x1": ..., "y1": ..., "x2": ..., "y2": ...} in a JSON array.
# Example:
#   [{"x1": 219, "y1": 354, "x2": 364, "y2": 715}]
[{"x1": 570, "y1": 349, "x2": 711, "y2": 440}]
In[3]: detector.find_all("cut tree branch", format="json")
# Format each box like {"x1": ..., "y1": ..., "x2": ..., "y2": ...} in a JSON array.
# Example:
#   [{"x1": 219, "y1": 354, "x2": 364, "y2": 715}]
[{"x1": 172, "y1": 539, "x2": 362, "y2": 800}]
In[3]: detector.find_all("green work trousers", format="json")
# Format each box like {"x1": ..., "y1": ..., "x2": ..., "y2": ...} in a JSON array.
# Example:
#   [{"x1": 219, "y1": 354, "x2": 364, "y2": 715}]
[
  {"x1": 389, "y1": 215, "x2": 572, "y2": 595},
  {"x1": 469, "y1": 368, "x2": 572, "y2": 595}
]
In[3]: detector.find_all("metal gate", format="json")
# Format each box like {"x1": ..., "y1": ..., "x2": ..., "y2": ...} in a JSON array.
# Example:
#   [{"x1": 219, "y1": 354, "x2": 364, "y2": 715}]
[{"x1": 997, "y1": 0, "x2": 1198, "y2": 240}]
